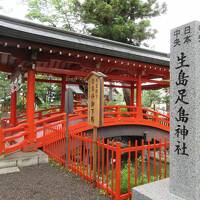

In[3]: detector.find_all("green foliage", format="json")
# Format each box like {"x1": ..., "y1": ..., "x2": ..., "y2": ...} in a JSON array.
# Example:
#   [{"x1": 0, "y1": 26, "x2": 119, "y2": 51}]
[
  {"x1": 25, "y1": 0, "x2": 80, "y2": 31},
  {"x1": 161, "y1": 88, "x2": 170, "y2": 111},
  {"x1": 16, "y1": 75, "x2": 61, "y2": 111},
  {"x1": 25, "y1": 0, "x2": 167, "y2": 46},
  {"x1": 142, "y1": 89, "x2": 162, "y2": 108},
  {"x1": 0, "y1": 73, "x2": 10, "y2": 117},
  {"x1": 142, "y1": 88, "x2": 170, "y2": 111},
  {"x1": 34, "y1": 75, "x2": 61, "y2": 109},
  {"x1": 79, "y1": 0, "x2": 167, "y2": 45},
  {"x1": 120, "y1": 160, "x2": 168, "y2": 194},
  {"x1": 105, "y1": 93, "x2": 125, "y2": 106},
  {"x1": 0, "y1": 73, "x2": 61, "y2": 117},
  {"x1": 24, "y1": 0, "x2": 168, "y2": 108},
  {"x1": 0, "y1": 73, "x2": 10, "y2": 103},
  {"x1": 120, "y1": 163, "x2": 155, "y2": 194}
]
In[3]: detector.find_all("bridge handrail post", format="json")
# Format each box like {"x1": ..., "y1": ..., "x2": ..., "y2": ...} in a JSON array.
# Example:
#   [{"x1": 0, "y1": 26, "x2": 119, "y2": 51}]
[
  {"x1": 115, "y1": 142, "x2": 121, "y2": 200},
  {"x1": 136, "y1": 107, "x2": 143, "y2": 120},
  {"x1": 38, "y1": 111, "x2": 42, "y2": 120},
  {"x1": 0, "y1": 128, "x2": 4, "y2": 155},
  {"x1": 116, "y1": 106, "x2": 121, "y2": 118},
  {"x1": 154, "y1": 112, "x2": 158, "y2": 123}
]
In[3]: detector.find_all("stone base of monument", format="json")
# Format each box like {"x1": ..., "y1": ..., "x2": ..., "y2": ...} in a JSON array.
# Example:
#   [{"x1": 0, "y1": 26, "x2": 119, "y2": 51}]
[{"x1": 132, "y1": 178, "x2": 185, "y2": 200}]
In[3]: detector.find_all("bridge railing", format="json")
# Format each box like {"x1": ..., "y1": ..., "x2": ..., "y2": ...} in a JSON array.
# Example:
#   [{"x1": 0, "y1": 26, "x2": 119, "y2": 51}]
[
  {"x1": 0, "y1": 122, "x2": 28, "y2": 155},
  {"x1": 104, "y1": 105, "x2": 137, "y2": 118},
  {"x1": 69, "y1": 105, "x2": 170, "y2": 132},
  {"x1": 41, "y1": 113, "x2": 67, "y2": 166},
  {"x1": 1, "y1": 106, "x2": 60, "y2": 128},
  {"x1": 142, "y1": 108, "x2": 170, "y2": 128},
  {"x1": 35, "y1": 113, "x2": 66, "y2": 148},
  {"x1": 0, "y1": 112, "x2": 66, "y2": 156},
  {"x1": 71, "y1": 105, "x2": 138, "y2": 119}
]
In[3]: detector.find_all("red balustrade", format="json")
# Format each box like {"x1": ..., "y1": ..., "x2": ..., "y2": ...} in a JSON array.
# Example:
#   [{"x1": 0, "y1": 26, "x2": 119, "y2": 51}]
[
  {"x1": 1, "y1": 106, "x2": 60, "y2": 128},
  {"x1": 36, "y1": 113, "x2": 66, "y2": 148},
  {"x1": 0, "y1": 112, "x2": 66, "y2": 156},
  {"x1": 69, "y1": 105, "x2": 170, "y2": 133},
  {"x1": 0, "y1": 122, "x2": 28, "y2": 155}
]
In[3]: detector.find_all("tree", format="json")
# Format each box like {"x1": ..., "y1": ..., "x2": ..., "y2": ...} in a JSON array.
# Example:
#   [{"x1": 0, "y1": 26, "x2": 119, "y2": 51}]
[
  {"x1": 78, "y1": 0, "x2": 167, "y2": 104},
  {"x1": 25, "y1": 0, "x2": 81, "y2": 32},
  {"x1": 34, "y1": 75, "x2": 61, "y2": 109},
  {"x1": 161, "y1": 88, "x2": 170, "y2": 112},
  {"x1": 25, "y1": 0, "x2": 167, "y2": 105},
  {"x1": 26, "y1": 0, "x2": 167, "y2": 46},
  {"x1": 142, "y1": 90, "x2": 161, "y2": 109},
  {"x1": 0, "y1": 73, "x2": 10, "y2": 117},
  {"x1": 79, "y1": 0, "x2": 167, "y2": 46}
]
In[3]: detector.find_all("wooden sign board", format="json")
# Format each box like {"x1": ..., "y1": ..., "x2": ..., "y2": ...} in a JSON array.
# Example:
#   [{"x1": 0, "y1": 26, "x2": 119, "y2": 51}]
[{"x1": 86, "y1": 72, "x2": 106, "y2": 127}]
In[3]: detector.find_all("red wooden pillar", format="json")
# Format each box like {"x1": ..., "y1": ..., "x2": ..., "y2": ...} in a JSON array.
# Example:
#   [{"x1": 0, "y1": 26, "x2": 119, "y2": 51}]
[
  {"x1": 10, "y1": 90, "x2": 17, "y2": 126},
  {"x1": 24, "y1": 68, "x2": 37, "y2": 151},
  {"x1": 60, "y1": 76, "x2": 66, "y2": 112},
  {"x1": 136, "y1": 75, "x2": 142, "y2": 119},
  {"x1": 130, "y1": 82, "x2": 134, "y2": 107}
]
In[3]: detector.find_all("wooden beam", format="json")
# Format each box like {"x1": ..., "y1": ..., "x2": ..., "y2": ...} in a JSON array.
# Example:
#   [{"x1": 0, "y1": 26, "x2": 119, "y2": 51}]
[
  {"x1": 0, "y1": 46, "x2": 29, "y2": 60},
  {"x1": 0, "y1": 64, "x2": 14, "y2": 73},
  {"x1": 142, "y1": 84, "x2": 169, "y2": 90},
  {"x1": 36, "y1": 66, "x2": 87, "y2": 77},
  {"x1": 107, "y1": 74, "x2": 137, "y2": 82},
  {"x1": 142, "y1": 78, "x2": 170, "y2": 86},
  {"x1": 36, "y1": 66, "x2": 142, "y2": 82},
  {"x1": 24, "y1": 77, "x2": 62, "y2": 84},
  {"x1": 0, "y1": 39, "x2": 170, "y2": 81},
  {"x1": 104, "y1": 84, "x2": 131, "y2": 89},
  {"x1": 0, "y1": 36, "x2": 169, "y2": 67}
]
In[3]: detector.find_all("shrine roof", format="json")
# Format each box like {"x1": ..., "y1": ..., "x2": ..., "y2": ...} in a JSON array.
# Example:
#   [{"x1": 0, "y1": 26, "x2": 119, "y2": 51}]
[{"x1": 0, "y1": 15, "x2": 169, "y2": 67}]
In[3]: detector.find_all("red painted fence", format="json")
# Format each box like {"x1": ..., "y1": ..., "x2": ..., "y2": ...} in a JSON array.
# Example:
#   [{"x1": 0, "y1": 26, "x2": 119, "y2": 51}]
[
  {"x1": 43, "y1": 125, "x2": 169, "y2": 200},
  {"x1": 43, "y1": 117, "x2": 66, "y2": 166},
  {"x1": 67, "y1": 132, "x2": 169, "y2": 200}
]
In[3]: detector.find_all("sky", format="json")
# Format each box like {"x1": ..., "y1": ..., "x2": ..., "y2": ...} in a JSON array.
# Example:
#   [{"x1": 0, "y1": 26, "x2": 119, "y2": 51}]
[{"x1": 0, "y1": 0, "x2": 200, "y2": 53}]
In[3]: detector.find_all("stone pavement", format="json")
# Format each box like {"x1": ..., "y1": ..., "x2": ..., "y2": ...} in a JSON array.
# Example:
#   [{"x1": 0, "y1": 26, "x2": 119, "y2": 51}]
[{"x1": 0, "y1": 164, "x2": 109, "y2": 200}]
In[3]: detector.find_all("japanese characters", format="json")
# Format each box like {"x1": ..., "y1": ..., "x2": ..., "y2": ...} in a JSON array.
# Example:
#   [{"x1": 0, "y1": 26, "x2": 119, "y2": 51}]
[
  {"x1": 169, "y1": 21, "x2": 200, "y2": 200},
  {"x1": 174, "y1": 52, "x2": 190, "y2": 156},
  {"x1": 87, "y1": 72, "x2": 106, "y2": 127},
  {"x1": 172, "y1": 25, "x2": 193, "y2": 157}
]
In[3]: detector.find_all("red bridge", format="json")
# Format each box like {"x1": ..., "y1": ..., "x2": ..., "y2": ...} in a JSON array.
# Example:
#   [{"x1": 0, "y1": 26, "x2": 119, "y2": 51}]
[{"x1": 0, "y1": 105, "x2": 169, "y2": 155}]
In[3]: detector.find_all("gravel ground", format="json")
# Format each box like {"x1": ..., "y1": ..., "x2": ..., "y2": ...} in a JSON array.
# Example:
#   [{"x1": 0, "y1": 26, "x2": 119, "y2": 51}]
[{"x1": 0, "y1": 164, "x2": 110, "y2": 200}]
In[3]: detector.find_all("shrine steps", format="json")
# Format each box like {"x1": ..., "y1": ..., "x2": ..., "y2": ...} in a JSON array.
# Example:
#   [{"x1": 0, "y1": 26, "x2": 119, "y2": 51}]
[{"x1": 0, "y1": 150, "x2": 48, "y2": 169}]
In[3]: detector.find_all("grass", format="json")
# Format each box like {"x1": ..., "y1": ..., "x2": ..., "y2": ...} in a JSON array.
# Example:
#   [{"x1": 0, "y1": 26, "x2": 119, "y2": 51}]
[{"x1": 120, "y1": 163, "x2": 155, "y2": 194}]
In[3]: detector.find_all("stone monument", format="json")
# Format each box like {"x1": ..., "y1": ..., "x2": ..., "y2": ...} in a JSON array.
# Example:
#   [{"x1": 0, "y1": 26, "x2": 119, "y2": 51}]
[{"x1": 132, "y1": 21, "x2": 200, "y2": 200}]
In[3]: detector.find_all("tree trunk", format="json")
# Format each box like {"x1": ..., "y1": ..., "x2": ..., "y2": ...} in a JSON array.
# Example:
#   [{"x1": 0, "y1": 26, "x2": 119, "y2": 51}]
[{"x1": 122, "y1": 84, "x2": 131, "y2": 105}]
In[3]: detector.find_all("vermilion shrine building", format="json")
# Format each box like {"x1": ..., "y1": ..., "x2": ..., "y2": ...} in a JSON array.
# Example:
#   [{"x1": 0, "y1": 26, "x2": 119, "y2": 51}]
[{"x1": 0, "y1": 15, "x2": 170, "y2": 155}]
